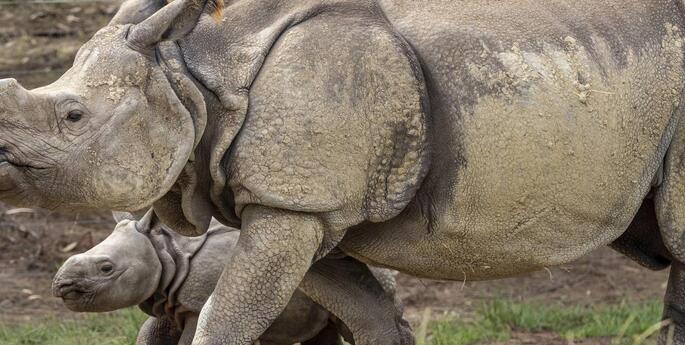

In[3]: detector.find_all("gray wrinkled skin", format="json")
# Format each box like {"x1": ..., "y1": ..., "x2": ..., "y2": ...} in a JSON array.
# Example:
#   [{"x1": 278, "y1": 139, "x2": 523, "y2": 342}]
[
  {"x1": 53, "y1": 215, "x2": 406, "y2": 345},
  {"x1": 3, "y1": 0, "x2": 685, "y2": 343}
]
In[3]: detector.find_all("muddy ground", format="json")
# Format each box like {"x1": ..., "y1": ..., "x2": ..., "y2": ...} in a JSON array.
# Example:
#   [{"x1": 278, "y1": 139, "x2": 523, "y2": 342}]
[{"x1": 0, "y1": 2, "x2": 671, "y2": 344}]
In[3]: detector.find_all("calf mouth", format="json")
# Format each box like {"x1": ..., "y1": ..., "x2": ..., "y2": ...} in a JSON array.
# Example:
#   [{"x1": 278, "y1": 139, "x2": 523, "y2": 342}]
[{"x1": 53, "y1": 279, "x2": 93, "y2": 300}]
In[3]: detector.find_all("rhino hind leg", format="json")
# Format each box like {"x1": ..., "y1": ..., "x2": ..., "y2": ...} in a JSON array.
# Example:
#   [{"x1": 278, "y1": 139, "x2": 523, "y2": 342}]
[
  {"x1": 654, "y1": 111, "x2": 685, "y2": 344},
  {"x1": 298, "y1": 256, "x2": 414, "y2": 345},
  {"x1": 659, "y1": 261, "x2": 685, "y2": 345}
]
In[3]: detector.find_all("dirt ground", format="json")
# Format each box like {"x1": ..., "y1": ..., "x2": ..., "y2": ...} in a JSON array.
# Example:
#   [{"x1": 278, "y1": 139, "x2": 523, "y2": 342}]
[{"x1": 0, "y1": 1, "x2": 672, "y2": 344}]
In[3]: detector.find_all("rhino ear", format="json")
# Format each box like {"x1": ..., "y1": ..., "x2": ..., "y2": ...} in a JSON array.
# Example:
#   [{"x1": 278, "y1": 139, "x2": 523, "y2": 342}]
[
  {"x1": 127, "y1": 0, "x2": 224, "y2": 49},
  {"x1": 135, "y1": 208, "x2": 160, "y2": 234},
  {"x1": 109, "y1": 0, "x2": 166, "y2": 26}
]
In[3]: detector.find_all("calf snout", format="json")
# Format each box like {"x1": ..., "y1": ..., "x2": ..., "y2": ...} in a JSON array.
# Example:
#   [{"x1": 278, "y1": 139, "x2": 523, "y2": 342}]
[{"x1": 52, "y1": 278, "x2": 77, "y2": 298}]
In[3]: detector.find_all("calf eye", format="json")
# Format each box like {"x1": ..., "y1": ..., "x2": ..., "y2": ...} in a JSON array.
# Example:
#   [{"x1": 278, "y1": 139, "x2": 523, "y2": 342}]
[
  {"x1": 66, "y1": 110, "x2": 83, "y2": 122},
  {"x1": 100, "y1": 264, "x2": 113, "y2": 274}
]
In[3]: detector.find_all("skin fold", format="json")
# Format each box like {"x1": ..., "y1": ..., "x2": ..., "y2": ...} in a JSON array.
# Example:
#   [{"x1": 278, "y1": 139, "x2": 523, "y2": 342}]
[
  {"x1": 52, "y1": 213, "x2": 409, "y2": 345},
  {"x1": 1, "y1": 0, "x2": 685, "y2": 343}
]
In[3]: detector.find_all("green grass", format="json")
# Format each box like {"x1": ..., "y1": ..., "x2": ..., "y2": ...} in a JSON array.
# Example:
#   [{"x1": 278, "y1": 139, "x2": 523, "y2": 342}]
[
  {"x1": 425, "y1": 299, "x2": 665, "y2": 345},
  {"x1": 0, "y1": 308, "x2": 147, "y2": 345},
  {"x1": 0, "y1": 300, "x2": 666, "y2": 345}
]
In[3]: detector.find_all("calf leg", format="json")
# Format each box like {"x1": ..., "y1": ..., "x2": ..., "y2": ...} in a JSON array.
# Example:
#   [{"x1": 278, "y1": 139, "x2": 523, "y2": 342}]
[
  {"x1": 137, "y1": 317, "x2": 182, "y2": 345},
  {"x1": 178, "y1": 317, "x2": 197, "y2": 345},
  {"x1": 301, "y1": 321, "x2": 343, "y2": 345},
  {"x1": 660, "y1": 261, "x2": 685, "y2": 345},
  {"x1": 299, "y1": 256, "x2": 414, "y2": 345}
]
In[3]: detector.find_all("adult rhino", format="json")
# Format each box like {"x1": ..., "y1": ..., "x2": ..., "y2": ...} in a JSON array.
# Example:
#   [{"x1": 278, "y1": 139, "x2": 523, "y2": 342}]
[{"x1": 1, "y1": 0, "x2": 685, "y2": 343}]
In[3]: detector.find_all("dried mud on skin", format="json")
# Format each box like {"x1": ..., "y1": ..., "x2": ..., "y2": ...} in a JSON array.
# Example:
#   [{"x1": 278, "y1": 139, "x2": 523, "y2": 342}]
[{"x1": 0, "y1": 2, "x2": 673, "y2": 344}]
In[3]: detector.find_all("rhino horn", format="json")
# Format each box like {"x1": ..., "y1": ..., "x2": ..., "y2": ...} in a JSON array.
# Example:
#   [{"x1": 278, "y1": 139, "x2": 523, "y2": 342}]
[
  {"x1": 135, "y1": 208, "x2": 159, "y2": 234},
  {"x1": 0, "y1": 78, "x2": 30, "y2": 121},
  {"x1": 126, "y1": 0, "x2": 224, "y2": 50}
]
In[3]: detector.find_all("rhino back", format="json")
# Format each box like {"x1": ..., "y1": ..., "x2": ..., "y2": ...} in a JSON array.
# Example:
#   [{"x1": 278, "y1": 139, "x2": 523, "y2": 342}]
[{"x1": 340, "y1": 0, "x2": 685, "y2": 280}]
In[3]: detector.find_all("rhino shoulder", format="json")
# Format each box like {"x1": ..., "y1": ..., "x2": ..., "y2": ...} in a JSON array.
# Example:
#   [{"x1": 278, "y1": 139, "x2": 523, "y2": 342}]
[{"x1": 228, "y1": 11, "x2": 430, "y2": 230}]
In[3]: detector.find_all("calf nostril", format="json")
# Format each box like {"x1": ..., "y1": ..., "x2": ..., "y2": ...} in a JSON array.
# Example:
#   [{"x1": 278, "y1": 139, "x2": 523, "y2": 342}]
[{"x1": 53, "y1": 279, "x2": 75, "y2": 297}]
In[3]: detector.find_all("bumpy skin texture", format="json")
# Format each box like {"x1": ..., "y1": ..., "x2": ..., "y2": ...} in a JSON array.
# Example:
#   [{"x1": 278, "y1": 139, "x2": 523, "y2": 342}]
[
  {"x1": 298, "y1": 257, "x2": 412, "y2": 345},
  {"x1": 660, "y1": 261, "x2": 685, "y2": 345},
  {"x1": 136, "y1": 317, "x2": 183, "y2": 345},
  {"x1": 340, "y1": 0, "x2": 685, "y2": 281},
  {"x1": 53, "y1": 216, "x2": 408, "y2": 345},
  {"x1": 4, "y1": 0, "x2": 685, "y2": 344}
]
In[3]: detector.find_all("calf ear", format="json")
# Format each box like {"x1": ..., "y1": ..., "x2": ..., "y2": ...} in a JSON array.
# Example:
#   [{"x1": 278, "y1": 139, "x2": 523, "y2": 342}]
[
  {"x1": 136, "y1": 209, "x2": 161, "y2": 234},
  {"x1": 109, "y1": 0, "x2": 166, "y2": 26},
  {"x1": 112, "y1": 211, "x2": 136, "y2": 223},
  {"x1": 126, "y1": 0, "x2": 224, "y2": 50}
]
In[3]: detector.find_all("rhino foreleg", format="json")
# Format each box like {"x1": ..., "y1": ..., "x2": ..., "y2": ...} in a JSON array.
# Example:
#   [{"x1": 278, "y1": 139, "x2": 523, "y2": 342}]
[
  {"x1": 192, "y1": 205, "x2": 326, "y2": 345},
  {"x1": 655, "y1": 106, "x2": 685, "y2": 344}
]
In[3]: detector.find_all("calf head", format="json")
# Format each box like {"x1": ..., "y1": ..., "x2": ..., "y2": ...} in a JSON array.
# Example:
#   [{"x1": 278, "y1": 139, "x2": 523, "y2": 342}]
[
  {"x1": 52, "y1": 210, "x2": 161, "y2": 312},
  {"x1": 0, "y1": 0, "x2": 222, "y2": 211}
]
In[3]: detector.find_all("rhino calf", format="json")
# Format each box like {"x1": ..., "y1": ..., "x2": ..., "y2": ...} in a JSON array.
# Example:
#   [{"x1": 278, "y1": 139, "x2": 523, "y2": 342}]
[{"x1": 52, "y1": 211, "x2": 409, "y2": 345}]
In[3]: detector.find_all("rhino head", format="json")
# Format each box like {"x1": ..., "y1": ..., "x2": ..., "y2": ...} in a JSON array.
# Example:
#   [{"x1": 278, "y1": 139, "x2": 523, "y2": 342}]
[
  {"x1": 0, "y1": 0, "x2": 220, "y2": 211},
  {"x1": 52, "y1": 210, "x2": 161, "y2": 312}
]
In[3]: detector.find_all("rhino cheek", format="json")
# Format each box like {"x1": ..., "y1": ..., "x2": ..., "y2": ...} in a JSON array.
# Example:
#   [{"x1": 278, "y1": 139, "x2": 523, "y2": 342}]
[{"x1": 87, "y1": 86, "x2": 194, "y2": 210}]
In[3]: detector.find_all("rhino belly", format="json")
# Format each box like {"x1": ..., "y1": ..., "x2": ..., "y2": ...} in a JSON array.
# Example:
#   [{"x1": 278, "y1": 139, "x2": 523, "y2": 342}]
[{"x1": 340, "y1": 0, "x2": 685, "y2": 281}]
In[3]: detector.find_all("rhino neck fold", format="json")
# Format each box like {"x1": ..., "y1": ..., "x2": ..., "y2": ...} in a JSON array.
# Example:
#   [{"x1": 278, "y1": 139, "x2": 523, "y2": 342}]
[
  {"x1": 139, "y1": 228, "x2": 209, "y2": 328},
  {"x1": 153, "y1": 42, "x2": 227, "y2": 235},
  {"x1": 151, "y1": 0, "x2": 389, "y2": 235}
]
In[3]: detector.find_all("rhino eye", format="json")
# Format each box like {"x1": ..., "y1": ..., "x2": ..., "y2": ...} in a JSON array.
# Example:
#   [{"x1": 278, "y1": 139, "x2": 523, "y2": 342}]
[
  {"x1": 100, "y1": 264, "x2": 113, "y2": 274},
  {"x1": 66, "y1": 110, "x2": 83, "y2": 122}
]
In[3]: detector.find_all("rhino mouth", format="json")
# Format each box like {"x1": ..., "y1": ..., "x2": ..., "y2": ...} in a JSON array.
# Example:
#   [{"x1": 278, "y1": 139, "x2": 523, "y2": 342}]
[{"x1": 0, "y1": 146, "x2": 49, "y2": 172}]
